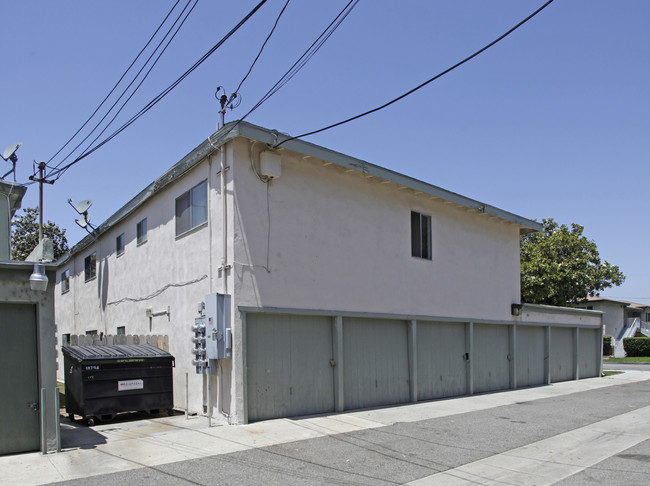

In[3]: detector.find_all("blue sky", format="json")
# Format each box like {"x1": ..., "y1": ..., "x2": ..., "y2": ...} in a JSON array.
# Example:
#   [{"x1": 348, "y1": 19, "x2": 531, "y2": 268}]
[{"x1": 2, "y1": 1, "x2": 648, "y2": 304}]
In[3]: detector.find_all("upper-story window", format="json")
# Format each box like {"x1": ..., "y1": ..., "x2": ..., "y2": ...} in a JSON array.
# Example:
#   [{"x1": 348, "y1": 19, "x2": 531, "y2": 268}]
[
  {"x1": 84, "y1": 252, "x2": 96, "y2": 282},
  {"x1": 411, "y1": 211, "x2": 432, "y2": 260},
  {"x1": 176, "y1": 180, "x2": 208, "y2": 236},
  {"x1": 61, "y1": 269, "x2": 70, "y2": 293},
  {"x1": 137, "y1": 218, "x2": 147, "y2": 245},
  {"x1": 116, "y1": 233, "x2": 125, "y2": 256}
]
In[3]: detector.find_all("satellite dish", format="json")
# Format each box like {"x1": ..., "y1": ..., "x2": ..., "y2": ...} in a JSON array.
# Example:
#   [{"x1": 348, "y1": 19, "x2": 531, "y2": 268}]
[
  {"x1": 1, "y1": 143, "x2": 21, "y2": 162},
  {"x1": 75, "y1": 200, "x2": 93, "y2": 214},
  {"x1": 75, "y1": 218, "x2": 87, "y2": 229}
]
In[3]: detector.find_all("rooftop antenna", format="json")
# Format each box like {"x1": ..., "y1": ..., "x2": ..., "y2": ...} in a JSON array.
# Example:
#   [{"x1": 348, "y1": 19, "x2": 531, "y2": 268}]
[
  {"x1": 215, "y1": 86, "x2": 241, "y2": 130},
  {"x1": 67, "y1": 198, "x2": 97, "y2": 234},
  {"x1": 1, "y1": 142, "x2": 21, "y2": 181}
]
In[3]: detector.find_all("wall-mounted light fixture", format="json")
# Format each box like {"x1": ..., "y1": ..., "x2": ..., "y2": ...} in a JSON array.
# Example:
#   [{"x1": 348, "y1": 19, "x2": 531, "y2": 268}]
[
  {"x1": 29, "y1": 263, "x2": 48, "y2": 292},
  {"x1": 511, "y1": 303, "x2": 523, "y2": 317}
]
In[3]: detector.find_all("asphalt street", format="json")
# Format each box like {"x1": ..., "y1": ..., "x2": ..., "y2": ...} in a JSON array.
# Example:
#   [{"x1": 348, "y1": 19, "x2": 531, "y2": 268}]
[{"x1": 46, "y1": 377, "x2": 650, "y2": 486}]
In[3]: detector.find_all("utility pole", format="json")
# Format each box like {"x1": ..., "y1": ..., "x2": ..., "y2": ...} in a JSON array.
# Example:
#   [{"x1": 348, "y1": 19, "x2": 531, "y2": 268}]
[{"x1": 29, "y1": 162, "x2": 54, "y2": 243}]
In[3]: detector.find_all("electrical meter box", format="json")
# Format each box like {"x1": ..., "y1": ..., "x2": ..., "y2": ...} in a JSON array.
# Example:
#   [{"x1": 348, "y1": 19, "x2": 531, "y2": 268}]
[{"x1": 204, "y1": 293, "x2": 232, "y2": 360}]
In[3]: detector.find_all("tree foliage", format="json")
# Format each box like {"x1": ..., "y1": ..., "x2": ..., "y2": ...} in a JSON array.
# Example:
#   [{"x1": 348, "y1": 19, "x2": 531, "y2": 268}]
[
  {"x1": 11, "y1": 207, "x2": 69, "y2": 261},
  {"x1": 520, "y1": 218, "x2": 624, "y2": 307}
]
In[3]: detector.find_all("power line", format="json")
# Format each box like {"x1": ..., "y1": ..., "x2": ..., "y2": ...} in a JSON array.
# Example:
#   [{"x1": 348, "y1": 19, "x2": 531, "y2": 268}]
[
  {"x1": 68, "y1": 0, "x2": 199, "y2": 170},
  {"x1": 217, "y1": 0, "x2": 358, "y2": 141},
  {"x1": 46, "y1": 0, "x2": 269, "y2": 181},
  {"x1": 274, "y1": 0, "x2": 555, "y2": 148},
  {"x1": 45, "y1": 0, "x2": 186, "y2": 168},
  {"x1": 233, "y1": 0, "x2": 291, "y2": 96}
]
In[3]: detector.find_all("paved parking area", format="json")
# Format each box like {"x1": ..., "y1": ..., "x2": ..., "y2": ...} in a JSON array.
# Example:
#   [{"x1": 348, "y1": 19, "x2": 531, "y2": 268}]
[{"x1": 4, "y1": 370, "x2": 650, "y2": 485}]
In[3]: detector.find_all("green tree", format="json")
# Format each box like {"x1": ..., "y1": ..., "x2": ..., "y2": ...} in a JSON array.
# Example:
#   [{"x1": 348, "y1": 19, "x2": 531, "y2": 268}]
[
  {"x1": 520, "y1": 218, "x2": 625, "y2": 306},
  {"x1": 11, "y1": 207, "x2": 69, "y2": 261}
]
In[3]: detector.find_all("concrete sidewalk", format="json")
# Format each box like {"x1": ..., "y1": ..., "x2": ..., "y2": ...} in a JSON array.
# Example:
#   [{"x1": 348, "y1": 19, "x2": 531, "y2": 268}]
[{"x1": 4, "y1": 370, "x2": 650, "y2": 486}]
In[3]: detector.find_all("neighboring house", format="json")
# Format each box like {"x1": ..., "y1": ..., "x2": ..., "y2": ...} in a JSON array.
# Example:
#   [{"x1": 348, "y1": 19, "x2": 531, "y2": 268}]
[
  {"x1": 55, "y1": 122, "x2": 602, "y2": 424},
  {"x1": 0, "y1": 180, "x2": 59, "y2": 454},
  {"x1": 573, "y1": 296, "x2": 650, "y2": 357}
]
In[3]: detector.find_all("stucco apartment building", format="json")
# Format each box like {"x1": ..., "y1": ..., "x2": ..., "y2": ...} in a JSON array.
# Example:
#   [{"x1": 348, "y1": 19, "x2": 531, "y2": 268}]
[{"x1": 55, "y1": 122, "x2": 602, "y2": 424}]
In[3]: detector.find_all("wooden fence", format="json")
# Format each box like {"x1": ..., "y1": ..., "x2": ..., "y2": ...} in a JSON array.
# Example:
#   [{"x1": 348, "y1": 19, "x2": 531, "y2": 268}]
[{"x1": 66, "y1": 334, "x2": 169, "y2": 351}]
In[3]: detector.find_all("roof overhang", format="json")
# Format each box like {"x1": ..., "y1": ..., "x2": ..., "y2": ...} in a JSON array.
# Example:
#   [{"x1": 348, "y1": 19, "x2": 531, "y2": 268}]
[{"x1": 61, "y1": 121, "x2": 541, "y2": 261}]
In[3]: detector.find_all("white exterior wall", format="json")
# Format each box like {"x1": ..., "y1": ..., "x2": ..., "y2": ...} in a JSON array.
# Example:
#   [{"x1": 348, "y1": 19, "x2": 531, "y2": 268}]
[
  {"x1": 232, "y1": 139, "x2": 521, "y2": 321},
  {"x1": 55, "y1": 155, "x2": 230, "y2": 414}
]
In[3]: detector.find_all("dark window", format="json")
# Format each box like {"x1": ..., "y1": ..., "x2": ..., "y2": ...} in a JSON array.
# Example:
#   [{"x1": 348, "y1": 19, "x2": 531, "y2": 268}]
[
  {"x1": 137, "y1": 218, "x2": 147, "y2": 245},
  {"x1": 116, "y1": 233, "x2": 125, "y2": 256},
  {"x1": 62, "y1": 334, "x2": 71, "y2": 346},
  {"x1": 117, "y1": 326, "x2": 126, "y2": 335},
  {"x1": 61, "y1": 269, "x2": 70, "y2": 293},
  {"x1": 84, "y1": 253, "x2": 96, "y2": 281},
  {"x1": 176, "y1": 180, "x2": 208, "y2": 235},
  {"x1": 86, "y1": 330, "x2": 97, "y2": 336},
  {"x1": 411, "y1": 211, "x2": 432, "y2": 260}
]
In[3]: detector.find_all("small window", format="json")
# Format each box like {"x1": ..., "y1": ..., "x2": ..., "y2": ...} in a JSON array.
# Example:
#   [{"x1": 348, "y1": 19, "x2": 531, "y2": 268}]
[
  {"x1": 137, "y1": 218, "x2": 147, "y2": 245},
  {"x1": 411, "y1": 211, "x2": 432, "y2": 260},
  {"x1": 116, "y1": 233, "x2": 125, "y2": 256},
  {"x1": 84, "y1": 252, "x2": 96, "y2": 281},
  {"x1": 117, "y1": 326, "x2": 126, "y2": 335},
  {"x1": 176, "y1": 180, "x2": 208, "y2": 236},
  {"x1": 61, "y1": 269, "x2": 70, "y2": 293},
  {"x1": 85, "y1": 330, "x2": 97, "y2": 335},
  {"x1": 62, "y1": 334, "x2": 71, "y2": 346}
]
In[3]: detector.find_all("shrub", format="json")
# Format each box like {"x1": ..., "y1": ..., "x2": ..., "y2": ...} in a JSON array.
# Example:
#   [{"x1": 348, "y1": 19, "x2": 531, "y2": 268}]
[
  {"x1": 623, "y1": 337, "x2": 650, "y2": 357},
  {"x1": 603, "y1": 336, "x2": 612, "y2": 356}
]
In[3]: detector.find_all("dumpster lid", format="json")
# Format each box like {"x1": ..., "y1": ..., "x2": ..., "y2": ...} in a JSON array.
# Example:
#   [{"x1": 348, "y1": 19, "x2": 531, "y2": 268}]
[{"x1": 62, "y1": 344, "x2": 173, "y2": 362}]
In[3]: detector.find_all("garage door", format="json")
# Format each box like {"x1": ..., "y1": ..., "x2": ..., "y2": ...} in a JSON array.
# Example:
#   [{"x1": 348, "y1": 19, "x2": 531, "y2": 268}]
[
  {"x1": 417, "y1": 321, "x2": 467, "y2": 400},
  {"x1": 516, "y1": 326, "x2": 545, "y2": 387},
  {"x1": 343, "y1": 318, "x2": 409, "y2": 410},
  {"x1": 473, "y1": 324, "x2": 510, "y2": 394},
  {"x1": 550, "y1": 327, "x2": 575, "y2": 382},
  {"x1": 246, "y1": 314, "x2": 334, "y2": 422},
  {"x1": 0, "y1": 304, "x2": 40, "y2": 455},
  {"x1": 578, "y1": 328, "x2": 599, "y2": 379}
]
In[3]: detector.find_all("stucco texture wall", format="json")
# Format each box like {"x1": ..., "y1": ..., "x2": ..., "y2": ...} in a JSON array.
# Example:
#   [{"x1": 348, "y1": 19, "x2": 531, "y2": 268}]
[{"x1": 232, "y1": 139, "x2": 521, "y2": 322}]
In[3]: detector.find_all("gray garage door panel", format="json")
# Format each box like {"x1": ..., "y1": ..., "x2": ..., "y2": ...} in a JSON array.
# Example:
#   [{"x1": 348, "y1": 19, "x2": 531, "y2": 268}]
[
  {"x1": 246, "y1": 314, "x2": 334, "y2": 422},
  {"x1": 578, "y1": 328, "x2": 599, "y2": 379},
  {"x1": 516, "y1": 326, "x2": 546, "y2": 387},
  {"x1": 0, "y1": 304, "x2": 40, "y2": 455},
  {"x1": 417, "y1": 321, "x2": 467, "y2": 400},
  {"x1": 343, "y1": 318, "x2": 409, "y2": 411},
  {"x1": 473, "y1": 324, "x2": 510, "y2": 394},
  {"x1": 550, "y1": 327, "x2": 574, "y2": 383}
]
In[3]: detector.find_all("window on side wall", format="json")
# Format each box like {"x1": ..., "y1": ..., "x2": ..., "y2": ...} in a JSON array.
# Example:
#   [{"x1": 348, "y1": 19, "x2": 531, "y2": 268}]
[
  {"x1": 411, "y1": 211, "x2": 432, "y2": 260},
  {"x1": 117, "y1": 326, "x2": 126, "y2": 335},
  {"x1": 61, "y1": 269, "x2": 70, "y2": 293},
  {"x1": 84, "y1": 252, "x2": 96, "y2": 281},
  {"x1": 62, "y1": 334, "x2": 71, "y2": 346},
  {"x1": 137, "y1": 218, "x2": 147, "y2": 245},
  {"x1": 176, "y1": 180, "x2": 208, "y2": 236},
  {"x1": 116, "y1": 233, "x2": 125, "y2": 256}
]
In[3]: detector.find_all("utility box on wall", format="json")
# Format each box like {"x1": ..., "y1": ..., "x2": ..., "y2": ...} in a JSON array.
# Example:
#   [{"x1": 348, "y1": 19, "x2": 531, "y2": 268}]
[{"x1": 205, "y1": 293, "x2": 232, "y2": 360}]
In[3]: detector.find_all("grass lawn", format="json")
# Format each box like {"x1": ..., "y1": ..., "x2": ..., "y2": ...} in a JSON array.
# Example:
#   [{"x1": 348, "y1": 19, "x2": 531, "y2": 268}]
[
  {"x1": 603, "y1": 371, "x2": 624, "y2": 376},
  {"x1": 603, "y1": 357, "x2": 650, "y2": 363}
]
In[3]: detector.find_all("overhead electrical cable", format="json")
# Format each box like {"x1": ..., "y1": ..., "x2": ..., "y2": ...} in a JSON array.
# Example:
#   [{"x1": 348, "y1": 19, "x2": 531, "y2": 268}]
[
  {"x1": 46, "y1": 0, "x2": 185, "y2": 167},
  {"x1": 217, "y1": 0, "x2": 358, "y2": 141},
  {"x1": 273, "y1": 0, "x2": 555, "y2": 148},
  {"x1": 233, "y1": 0, "x2": 291, "y2": 96},
  {"x1": 49, "y1": 0, "x2": 197, "y2": 174},
  {"x1": 46, "y1": 0, "x2": 269, "y2": 181},
  {"x1": 71, "y1": 0, "x2": 199, "y2": 168}
]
